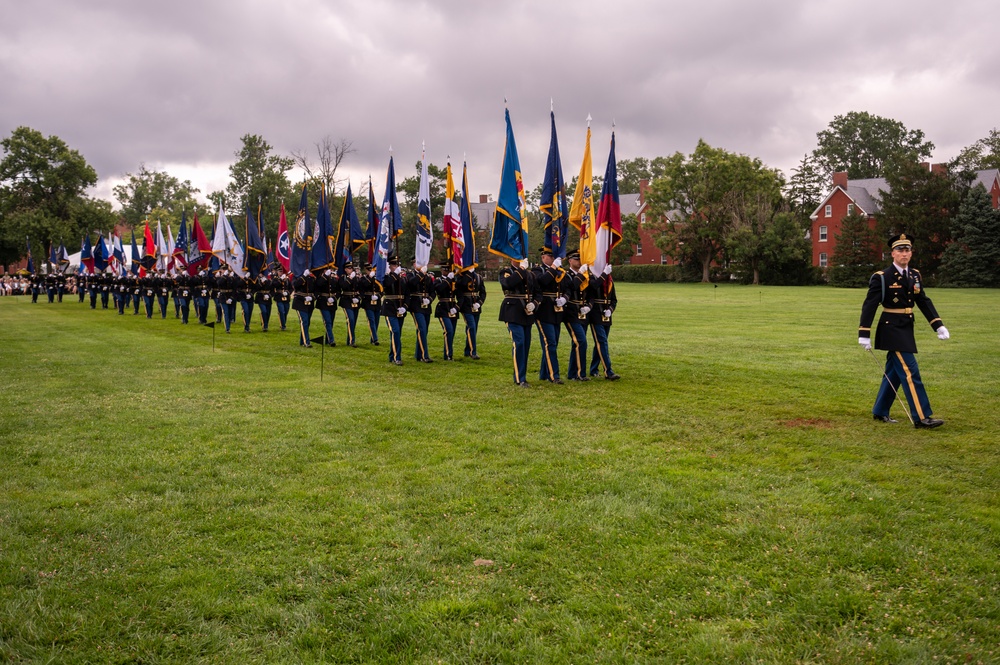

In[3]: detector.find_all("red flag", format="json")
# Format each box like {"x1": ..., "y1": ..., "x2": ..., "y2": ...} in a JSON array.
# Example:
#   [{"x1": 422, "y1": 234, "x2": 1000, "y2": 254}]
[
  {"x1": 276, "y1": 203, "x2": 290, "y2": 273},
  {"x1": 187, "y1": 213, "x2": 213, "y2": 275}
]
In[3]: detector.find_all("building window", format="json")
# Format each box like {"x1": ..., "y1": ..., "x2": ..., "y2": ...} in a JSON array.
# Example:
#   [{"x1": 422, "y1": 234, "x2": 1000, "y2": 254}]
[
  {"x1": 640, "y1": 213, "x2": 646, "y2": 224},
  {"x1": 661, "y1": 254, "x2": 669, "y2": 265},
  {"x1": 636, "y1": 242, "x2": 642, "y2": 256},
  {"x1": 825, "y1": 204, "x2": 832, "y2": 217},
  {"x1": 819, "y1": 225, "x2": 828, "y2": 242},
  {"x1": 819, "y1": 252, "x2": 828, "y2": 268},
  {"x1": 847, "y1": 203, "x2": 854, "y2": 216}
]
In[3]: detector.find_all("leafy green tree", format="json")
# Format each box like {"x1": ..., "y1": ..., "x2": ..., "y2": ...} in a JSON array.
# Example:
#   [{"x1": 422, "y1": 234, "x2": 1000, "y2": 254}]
[
  {"x1": 617, "y1": 157, "x2": 651, "y2": 193},
  {"x1": 610, "y1": 213, "x2": 640, "y2": 265},
  {"x1": 0, "y1": 126, "x2": 110, "y2": 267},
  {"x1": 877, "y1": 157, "x2": 960, "y2": 277},
  {"x1": 645, "y1": 140, "x2": 781, "y2": 283},
  {"x1": 938, "y1": 184, "x2": 1000, "y2": 287},
  {"x1": 828, "y1": 211, "x2": 881, "y2": 287},
  {"x1": 785, "y1": 154, "x2": 827, "y2": 217},
  {"x1": 813, "y1": 111, "x2": 934, "y2": 180},
  {"x1": 397, "y1": 161, "x2": 447, "y2": 266},
  {"x1": 724, "y1": 170, "x2": 788, "y2": 285},
  {"x1": 949, "y1": 128, "x2": 1000, "y2": 183},
  {"x1": 113, "y1": 164, "x2": 202, "y2": 229},
  {"x1": 756, "y1": 212, "x2": 817, "y2": 285}
]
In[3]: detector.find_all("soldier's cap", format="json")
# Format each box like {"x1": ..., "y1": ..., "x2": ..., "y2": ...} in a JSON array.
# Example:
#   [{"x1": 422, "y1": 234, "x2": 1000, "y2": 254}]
[
  {"x1": 538, "y1": 246, "x2": 553, "y2": 256},
  {"x1": 566, "y1": 249, "x2": 581, "y2": 261},
  {"x1": 889, "y1": 233, "x2": 913, "y2": 250},
  {"x1": 388, "y1": 254, "x2": 400, "y2": 265},
  {"x1": 343, "y1": 261, "x2": 353, "y2": 269}
]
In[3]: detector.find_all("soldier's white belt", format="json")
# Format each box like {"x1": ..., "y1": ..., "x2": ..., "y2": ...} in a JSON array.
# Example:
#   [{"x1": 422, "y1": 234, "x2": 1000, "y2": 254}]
[{"x1": 883, "y1": 307, "x2": 913, "y2": 314}]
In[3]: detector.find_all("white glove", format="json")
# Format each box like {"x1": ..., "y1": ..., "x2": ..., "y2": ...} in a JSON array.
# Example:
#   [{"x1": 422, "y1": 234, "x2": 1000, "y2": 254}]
[
  {"x1": 304, "y1": 296, "x2": 312, "y2": 304},
  {"x1": 420, "y1": 265, "x2": 427, "y2": 274},
  {"x1": 325, "y1": 269, "x2": 332, "y2": 276},
  {"x1": 421, "y1": 297, "x2": 430, "y2": 307},
  {"x1": 603, "y1": 264, "x2": 613, "y2": 275},
  {"x1": 447, "y1": 272, "x2": 455, "y2": 279},
  {"x1": 580, "y1": 305, "x2": 591, "y2": 315},
  {"x1": 858, "y1": 337, "x2": 871, "y2": 350},
  {"x1": 327, "y1": 297, "x2": 334, "y2": 305},
  {"x1": 352, "y1": 298, "x2": 359, "y2": 305},
  {"x1": 397, "y1": 306, "x2": 406, "y2": 316},
  {"x1": 449, "y1": 308, "x2": 457, "y2": 316},
  {"x1": 264, "y1": 294, "x2": 269, "y2": 300},
  {"x1": 394, "y1": 266, "x2": 402, "y2": 275},
  {"x1": 226, "y1": 298, "x2": 233, "y2": 305},
  {"x1": 525, "y1": 302, "x2": 536, "y2": 313},
  {"x1": 472, "y1": 303, "x2": 480, "y2": 312},
  {"x1": 552, "y1": 257, "x2": 562, "y2": 268},
  {"x1": 371, "y1": 295, "x2": 378, "y2": 303},
  {"x1": 580, "y1": 264, "x2": 589, "y2": 274},
  {"x1": 555, "y1": 296, "x2": 567, "y2": 307},
  {"x1": 369, "y1": 270, "x2": 375, "y2": 278},
  {"x1": 519, "y1": 259, "x2": 528, "y2": 269},
  {"x1": 937, "y1": 326, "x2": 950, "y2": 340},
  {"x1": 603, "y1": 308, "x2": 612, "y2": 318}
]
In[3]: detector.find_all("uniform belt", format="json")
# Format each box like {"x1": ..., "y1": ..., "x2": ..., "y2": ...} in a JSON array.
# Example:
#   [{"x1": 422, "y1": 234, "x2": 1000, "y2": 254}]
[
  {"x1": 503, "y1": 293, "x2": 529, "y2": 298},
  {"x1": 363, "y1": 292, "x2": 377, "y2": 296},
  {"x1": 319, "y1": 292, "x2": 335, "y2": 297},
  {"x1": 342, "y1": 291, "x2": 358, "y2": 296},
  {"x1": 384, "y1": 295, "x2": 403, "y2": 300},
  {"x1": 413, "y1": 292, "x2": 428, "y2": 297},
  {"x1": 592, "y1": 299, "x2": 610, "y2": 305},
  {"x1": 439, "y1": 297, "x2": 456, "y2": 303},
  {"x1": 882, "y1": 307, "x2": 913, "y2": 314},
  {"x1": 541, "y1": 292, "x2": 559, "y2": 297}
]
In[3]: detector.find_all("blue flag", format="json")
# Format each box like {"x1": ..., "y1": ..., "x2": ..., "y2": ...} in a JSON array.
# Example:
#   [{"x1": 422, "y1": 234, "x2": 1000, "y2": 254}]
[
  {"x1": 290, "y1": 184, "x2": 313, "y2": 277},
  {"x1": 540, "y1": 110, "x2": 569, "y2": 259},
  {"x1": 489, "y1": 108, "x2": 530, "y2": 261},
  {"x1": 365, "y1": 176, "x2": 378, "y2": 263},
  {"x1": 129, "y1": 231, "x2": 141, "y2": 275},
  {"x1": 415, "y1": 153, "x2": 432, "y2": 267},
  {"x1": 49, "y1": 243, "x2": 57, "y2": 267},
  {"x1": 460, "y1": 162, "x2": 477, "y2": 271},
  {"x1": 310, "y1": 185, "x2": 335, "y2": 271},
  {"x1": 375, "y1": 156, "x2": 403, "y2": 283},
  {"x1": 93, "y1": 234, "x2": 109, "y2": 272},
  {"x1": 244, "y1": 205, "x2": 267, "y2": 278},
  {"x1": 80, "y1": 235, "x2": 95, "y2": 274},
  {"x1": 334, "y1": 183, "x2": 365, "y2": 270},
  {"x1": 25, "y1": 237, "x2": 34, "y2": 274},
  {"x1": 175, "y1": 211, "x2": 189, "y2": 269}
]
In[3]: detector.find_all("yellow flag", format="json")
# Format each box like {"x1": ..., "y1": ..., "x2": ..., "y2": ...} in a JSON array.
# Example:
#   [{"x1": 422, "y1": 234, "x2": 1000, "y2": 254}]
[{"x1": 568, "y1": 126, "x2": 595, "y2": 269}]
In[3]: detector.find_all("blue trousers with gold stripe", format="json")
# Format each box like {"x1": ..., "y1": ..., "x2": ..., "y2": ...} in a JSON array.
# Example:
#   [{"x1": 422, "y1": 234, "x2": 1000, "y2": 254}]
[
  {"x1": 385, "y1": 315, "x2": 404, "y2": 363},
  {"x1": 506, "y1": 322, "x2": 532, "y2": 384},
  {"x1": 873, "y1": 351, "x2": 933, "y2": 423},
  {"x1": 536, "y1": 320, "x2": 561, "y2": 381}
]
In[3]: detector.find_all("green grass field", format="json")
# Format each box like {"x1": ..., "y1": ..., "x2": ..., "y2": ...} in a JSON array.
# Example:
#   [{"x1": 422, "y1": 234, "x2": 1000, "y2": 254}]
[{"x1": 1, "y1": 284, "x2": 997, "y2": 664}]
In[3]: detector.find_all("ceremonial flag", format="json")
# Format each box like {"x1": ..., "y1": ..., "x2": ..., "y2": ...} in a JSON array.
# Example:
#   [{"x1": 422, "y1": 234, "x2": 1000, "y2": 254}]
[
  {"x1": 310, "y1": 185, "x2": 335, "y2": 272},
  {"x1": 25, "y1": 237, "x2": 34, "y2": 274},
  {"x1": 334, "y1": 182, "x2": 365, "y2": 270},
  {"x1": 56, "y1": 243, "x2": 70, "y2": 271},
  {"x1": 290, "y1": 184, "x2": 313, "y2": 277},
  {"x1": 211, "y1": 201, "x2": 245, "y2": 276},
  {"x1": 48, "y1": 242, "x2": 56, "y2": 268},
  {"x1": 375, "y1": 156, "x2": 402, "y2": 283},
  {"x1": 80, "y1": 235, "x2": 95, "y2": 274},
  {"x1": 130, "y1": 230, "x2": 141, "y2": 275},
  {"x1": 489, "y1": 108, "x2": 529, "y2": 262},
  {"x1": 266, "y1": 241, "x2": 276, "y2": 275},
  {"x1": 540, "y1": 109, "x2": 569, "y2": 258},
  {"x1": 94, "y1": 233, "x2": 109, "y2": 272},
  {"x1": 569, "y1": 122, "x2": 595, "y2": 287},
  {"x1": 593, "y1": 129, "x2": 623, "y2": 277},
  {"x1": 155, "y1": 221, "x2": 170, "y2": 272},
  {"x1": 365, "y1": 176, "x2": 379, "y2": 263},
  {"x1": 415, "y1": 149, "x2": 433, "y2": 268},
  {"x1": 442, "y1": 161, "x2": 463, "y2": 270},
  {"x1": 459, "y1": 161, "x2": 477, "y2": 271},
  {"x1": 276, "y1": 203, "x2": 291, "y2": 273},
  {"x1": 188, "y1": 213, "x2": 212, "y2": 274},
  {"x1": 174, "y1": 212, "x2": 189, "y2": 270},
  {"x1": 243, "y1": 204, "x2": 267, "y2": 278},
  {"x1": 141, "y1": 222, "x2": 157, "y2": 270},
  {"x1": 112, "y1": 231, "x2": 124, "y2": 268}
]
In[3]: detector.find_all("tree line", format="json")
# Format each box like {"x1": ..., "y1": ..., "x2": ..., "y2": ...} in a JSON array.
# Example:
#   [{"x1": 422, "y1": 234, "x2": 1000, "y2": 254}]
[{"x1": 3, "y1": 114, "x2": 999, "y2": 285}]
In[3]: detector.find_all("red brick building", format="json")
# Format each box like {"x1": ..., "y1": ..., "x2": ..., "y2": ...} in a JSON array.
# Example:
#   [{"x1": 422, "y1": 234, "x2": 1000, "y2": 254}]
[{"x1": 624, "y1": 179, "x2": 673, "y2": 265}]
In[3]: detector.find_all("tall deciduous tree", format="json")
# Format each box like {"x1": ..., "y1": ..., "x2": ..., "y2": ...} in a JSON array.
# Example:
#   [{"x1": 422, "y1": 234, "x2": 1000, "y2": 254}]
[
  {"x1": 290, "y1": 136, "x2": 355, "y2": 193},
  {"x1": 828, "y1": 210, "x2": 881, "y2": 287},
  {"x1": 113, "y1": 163, "x2": 202, "y2": 229},
  {"x1": 616, "y1": 157, "x2": 651, "y2": 193},
  {"x1": 813, "y1": 111, "x2": 934, "y2": 180},
  {"x1": 938, "y1": 184, "x2": 1000, "y2": 287},
  {"x1": 645, "y1": 140, "x2": 782, "y2": 283},
  {"x1": 610, "y1": 213, "x2": 641, "y2": 265},
  {"x1": 724, "y1": 174, "x2": 788, "y2": 285},
  {"x1": 949, "y1": 128, "x2": 1000, "y2": 181}
]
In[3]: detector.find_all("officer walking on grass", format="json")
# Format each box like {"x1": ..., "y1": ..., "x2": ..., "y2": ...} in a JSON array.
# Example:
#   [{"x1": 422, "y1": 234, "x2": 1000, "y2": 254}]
[{"x1": 859, "y1": 233, "x2": 949, "y2": 428}]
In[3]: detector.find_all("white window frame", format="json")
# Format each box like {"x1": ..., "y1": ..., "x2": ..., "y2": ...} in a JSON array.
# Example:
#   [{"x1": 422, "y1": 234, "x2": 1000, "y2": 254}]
[
  {"x1": 847, "y1": 203, "x2": 854, "y2": 215},
  {"x1": 819, "y1": 225, "x2": 828, "y2": 242},
  {"x1": 825, "y1": 204, "x2": 832, "y2": 218},
  {"x1": 819, "y1": 252, "x2": 828, "y2": 268}
]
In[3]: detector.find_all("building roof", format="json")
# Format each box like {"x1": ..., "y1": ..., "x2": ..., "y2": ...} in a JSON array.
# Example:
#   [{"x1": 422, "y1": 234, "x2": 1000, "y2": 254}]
[
  {"x1": 468, "y1": 200, "x2": 495, "y2": 232},
  {"x1": 972, "y1": 168, "x2": 1000, "y2": 192}
]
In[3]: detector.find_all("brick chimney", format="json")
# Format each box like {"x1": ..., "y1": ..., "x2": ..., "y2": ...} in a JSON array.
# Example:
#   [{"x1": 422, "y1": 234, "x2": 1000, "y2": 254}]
[
  {"x1": 931, "y1": 163, "x2": 948, "y2": 176},
  {"x1": 833, "y1": 172, "x2": 848, "y2": 190},
  {"x1": 919, "y1": 161, "x2": 930, "y2": 171},
  {"x1": 639, "y1": 179, "x2": 650, "y2": 201},
  {"x1": 479, "y1": 194, "x2": 489, "y2": 204}
]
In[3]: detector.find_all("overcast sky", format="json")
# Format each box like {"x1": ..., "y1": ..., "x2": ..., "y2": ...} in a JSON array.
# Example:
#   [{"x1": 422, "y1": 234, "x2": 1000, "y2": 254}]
[{"x1": 3, "y1": 0, "x2": 999, "y2": 208}]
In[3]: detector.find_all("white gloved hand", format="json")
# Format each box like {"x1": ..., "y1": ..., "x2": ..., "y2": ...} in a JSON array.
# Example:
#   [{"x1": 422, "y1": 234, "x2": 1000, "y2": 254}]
[
  {"x1": 580, "y1": 264, "x2": 589, "y2": 274},
  {"x1": 555, "y1": 296, "x2": 567, "y2": 307},
  {"x1": 447, "y1": 272, "x2": 455, "y2": 279},
  {"x1": 603, "y1": 264, "x2": 613, "y2": 275},
  {"x1": 304, "y1": 296, "x2": 312, "y2": 303},
  {"x1": 226, "y1": 298, "x2": 233, "y2": 305},
  {"x1": 472, "y1": 303, "x2": 480, "y2": 312},
  {"x1": 264, "y1": 294, "x2": 269, "y2": 300},
  {"x1": 327, "y1": 297, "x2": 334, "y2": 305},
  {"x1": 937, "y1": 326, "x2": 950, "y2": 340},
  {"x1": 371, "y1": 295, "x2": 378, "y2": 303},
  {"x1": 449, "y1": 308, "x2": 457, "y2": 316},
  {"x1": 352, "y1": 298, "x2": 359, "y2": 304},
  {"x1": 603, "y1": 308, "x2": 612, "y2": 318},
  {"x1": 525, "y1": 302, "x2": 536, "y2": 313},
  {"x1": 420, "y1": 265, "x2": 427, "y2": 274},
  {"x1": 552, "y1": 257, "x2": 562, "y2": 268},
  {"x1": 519, "y1": 259, "x2": 529, "y2": 269},
  {"x1": 858, "y1": 337, "x2": 871, "y2": 350},
  {"x1": 394, "y1": 266, "x2": 402, "y2": 275},
  {"x1": 397, "y1": 307, "x2": 406, "y2": 316},
  {"x1": 369, "y1": 270, "x2": 375, "y2": 278},
  {"x1": 581, "y1": 305, "x2": 591, "y2": 315},
  {"x1": 421, "y1": 297, "x2": 430, "y2": 307}
]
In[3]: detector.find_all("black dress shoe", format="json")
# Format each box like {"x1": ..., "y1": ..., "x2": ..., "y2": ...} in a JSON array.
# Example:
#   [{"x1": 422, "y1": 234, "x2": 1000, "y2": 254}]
[
  {"x1": 915, "y1": 417, "x2": 944, "y2": 429},
  {"x1": 873, "y1": 414, "x2": 898, "y2": 423},
  {"x1": 606, "y1": 372, "x2": 621, "y2": 381},
  {"x1": 391, "y1": 360, "x2": 403, "y2": 365},
  {"x1": 518, "y1": 381, "x2": 530, "y2": 388},
  {"x1": 552, "y1": 378, "x2": 564, "y2": 384}
]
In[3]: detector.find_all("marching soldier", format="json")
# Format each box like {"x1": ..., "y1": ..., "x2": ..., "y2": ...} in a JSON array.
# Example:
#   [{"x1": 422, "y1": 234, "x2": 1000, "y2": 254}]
[
  {"x1": 175, "y1": 270, "x2": 191, "y2": 324},
  {"x1": 292, "y1": 269, "x2": 317, "y2": 347},
  {"x1": 141, "y1": 272, "x2": 156, "y2": 318},
  {"x1": 315, "y1": 267, "x2": 339, "y2": 346},
  {"x1": 533, "y1": 247, "x2": 566, "y2": 384},
  {"x1": 381, "y1": 255, "x2": 408, "y2": 365},
  {"x1": 274, "y1": 269, "x2": 292, "y2": 331},
  {"x1": 407, "y1": 260, "x2": 435, "y2": 362},
  {"x1": 254, "y1": 271, "x2": 274, "y2": 332},
  {"x1": 239, "y1": 272, "x2": 256, "y2": 332},
  {"x1": 499, "y1": 257, "x2": 537, "y2": 386},
  {"x1": 587, "y1": 263, "x2": 620, "y2": 380},
  {"x1": 563, "y1": 251, "x2": 590, "y2": 381},
  {"x1": 192, "y1": 268, "x2": 209, "y2": 324},
  {"x1": 155, "y1": 270, "x2": 170, "y2": 318},
  {"x1": 434, "y1": 268, "x2": 459, "y2": 360},
  {"x1": 99, "y1": 271, "x2": 111, "y2": 309},
  {"x1": 338, "y1": 261, "x2": 361, "y2": 347},
  {"x1": 859, "y1": 233, "x2": 948, "y2": 428},
  {"x1": 456, "y1": 267, "x2": 486, "y2": 359},
  {"x1": 45, "y1": 272, "x2": 56, "y2": 303},
  {"x1": 359, "y1": 261, "x2": 381, "y2": 345},
  {"x1": 131, "y1": 273, "x2": 142, "y2": 315},
  {"x1": 217, "y1": 268, "x2": 238, "y2": 332}
]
